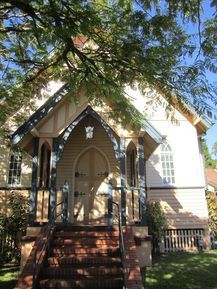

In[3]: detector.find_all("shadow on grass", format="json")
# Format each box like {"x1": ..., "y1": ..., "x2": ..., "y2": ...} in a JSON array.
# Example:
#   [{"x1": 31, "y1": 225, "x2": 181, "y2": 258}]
[
  {"x1": 0, "y1": 264, "x2": 19, "y2": 289},
  {"x1": 142, "y1": 250, "x2": 217, "y2": 289}
]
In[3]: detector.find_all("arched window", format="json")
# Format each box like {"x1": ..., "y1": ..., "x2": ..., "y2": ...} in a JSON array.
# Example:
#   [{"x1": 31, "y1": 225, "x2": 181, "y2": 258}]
[
  {"x1": 39, "y1": 143, "x2": 51, "y2": 188},
  {"x1": 127, "y1": 142, "x2": 137, "y2": 187},
  {"x1": 160, "y1": 143, "x2": 175, "y2": 184}
]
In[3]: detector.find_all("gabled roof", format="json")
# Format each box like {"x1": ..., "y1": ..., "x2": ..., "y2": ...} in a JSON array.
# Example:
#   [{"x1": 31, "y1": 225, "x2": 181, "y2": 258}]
[
  {"x1": 11, "y1": 83, "x2": 163, "y2": 146},
  {"x1": 11, "y1": 84, "x2": 70, "y2": 144},
  {"x1": 185, "y1": 102, "x2": 213, "y2": 130}
]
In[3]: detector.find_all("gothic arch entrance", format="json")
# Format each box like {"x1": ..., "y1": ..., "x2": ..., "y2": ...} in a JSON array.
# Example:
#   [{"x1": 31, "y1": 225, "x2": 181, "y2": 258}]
[{"x1": 73, "y1": 147, "x2": 109, "y2": 224}]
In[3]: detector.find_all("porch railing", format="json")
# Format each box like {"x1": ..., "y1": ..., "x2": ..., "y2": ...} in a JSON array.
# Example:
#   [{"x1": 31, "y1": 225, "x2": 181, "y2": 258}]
[
  {"x1": 32, "y1": 181, "x2": 68, "y2": 289},
  {"x1": 35, "y1": 181, "x2": 69, "y2": 223},
  {"x1": 108, "y1": 184, "x2": 146, "y2": 226},
  {"x1": 111, "y1": 201, "x2": 126, "y2": 289}
]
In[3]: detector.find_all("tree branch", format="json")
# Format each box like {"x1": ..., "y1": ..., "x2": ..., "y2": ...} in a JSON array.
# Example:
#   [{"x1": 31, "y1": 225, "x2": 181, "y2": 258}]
[
  {"x1": 1, "y1": 0, "x2": 46, "y2": 26},
  {"x1": 0, "y1": 26, "x2": 31, "y2": 33}
]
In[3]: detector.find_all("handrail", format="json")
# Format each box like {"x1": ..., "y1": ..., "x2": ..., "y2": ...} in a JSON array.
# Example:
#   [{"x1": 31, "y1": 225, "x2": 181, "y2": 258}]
[
  {"x1": 32, "y1": 201, "x2": 63, "y2": 289},
  {"x1": 112, "y1": 185, "x2": 141, "y2": 190},
  {"x1": 111, "y1": 201, "x2": 126, "y2": 289},
  {"x1": 110, "y1": 185, "x2": 144, "y2": 223}
]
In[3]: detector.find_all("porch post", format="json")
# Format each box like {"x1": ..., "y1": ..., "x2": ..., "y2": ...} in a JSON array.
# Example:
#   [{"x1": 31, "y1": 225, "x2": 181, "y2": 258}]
[
  {"x1": 50, "y1": 138, "x2": 57, "y2": 220},
  {"x1": 138, "y1": 137, "x2": 147, "y2": 226},
  {"x1": 108, "y1": 182, "x2": 113, "y2": 226},
  {"x1": 62, "y1": 180, "x2": 69, "y2": 223},
  {"x1": 29, "y1": 137, "x2": 39, "y2": 224},
  {"x1": 120, "y1": 137, "x2": 126, "y2": 225}
]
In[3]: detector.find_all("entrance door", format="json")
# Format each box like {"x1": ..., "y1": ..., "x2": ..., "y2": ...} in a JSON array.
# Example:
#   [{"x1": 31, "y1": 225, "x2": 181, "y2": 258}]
[{"x1": 74, "y1": 148, "x2": 109, "y2": 224}]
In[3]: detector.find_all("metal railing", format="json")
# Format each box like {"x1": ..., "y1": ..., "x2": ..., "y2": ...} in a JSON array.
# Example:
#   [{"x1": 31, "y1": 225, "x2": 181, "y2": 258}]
[
  {"x1": 32, "y1": 201, "x2": 63, "y2": 289},
  {"x1": 108, "y1": 184, "x2": 147, "y2": 226},
  {"x1": 112, "y1": 201, "x2": 126, "y2": 289}
]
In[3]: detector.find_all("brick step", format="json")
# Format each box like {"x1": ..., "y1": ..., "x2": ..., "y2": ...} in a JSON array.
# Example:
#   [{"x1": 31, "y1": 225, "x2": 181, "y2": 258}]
[
  {"x1": 54, "y1": 225, "x2": 117, "y2": 232},
  {"x1": 50, "y1": 247, "x2": 120, "y2": 257},
  {"x1": 51, "y1": 244, "x2": 118, "y2": 251},
  {"x1": 52, "y1": 238, "x2": 119, "y2": 246},
  {"x1": 54, "y1": 231, "x2": 119, "y2": 238},
  {"x1": 40, "y1": 277, "x2": 123, "y2": 289},
  {"x1": 47, "y1": 256, "x2": 122, "y2": 267},
  {"x1": 42, "y1": 266, "x2": 123, "y2": 278}
]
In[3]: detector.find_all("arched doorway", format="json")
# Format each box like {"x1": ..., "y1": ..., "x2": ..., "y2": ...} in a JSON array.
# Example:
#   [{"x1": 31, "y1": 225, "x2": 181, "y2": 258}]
[{"x1": 73, "y1": 147, "x2": 109, "y2": 224}]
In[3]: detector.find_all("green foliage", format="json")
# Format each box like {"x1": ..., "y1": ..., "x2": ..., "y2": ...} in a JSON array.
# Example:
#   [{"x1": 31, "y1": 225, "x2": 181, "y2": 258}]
[
  {"x1": 0, "y1": 191, "x2": 29, "y2": 264},
  {"x1": 206, "y1": 191, "x2": 217, "y2": 234},
  {"x1": 0, "y1": 0, "x2": 216, "y2": 136},
  {"x1": 0, "y1": 264, "x2": 19, "y2": 289},
  {"x1": 146, "y1": 201, "x2": 166, "y2": 254},
  {"x1": 212, "y1": 142, "x2": 217, "y2": 159},
  {"x1": 202, "y1": 139, "x2": 217, "y2": 169}
]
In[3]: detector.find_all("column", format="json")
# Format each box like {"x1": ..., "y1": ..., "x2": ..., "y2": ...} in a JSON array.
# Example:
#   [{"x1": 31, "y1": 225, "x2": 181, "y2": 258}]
[
  {"x1": 62, "y1": 180, "x2": 69, "y2": 223},
  {"x1": 50, "y1": 138, "x2": 57, "y2": 220},
  {"x1": 29, "y1": 137, "x2": 39, "y2": 224},
  {"x1": 108, "y1": 181, "x2": 113, "y2": 226},
  {"x1": 120, "y1": 137, "x2": 126, "y2": 225},
  {"x1": 138, "y1": 137, "x2": 147, "y2": 226}
]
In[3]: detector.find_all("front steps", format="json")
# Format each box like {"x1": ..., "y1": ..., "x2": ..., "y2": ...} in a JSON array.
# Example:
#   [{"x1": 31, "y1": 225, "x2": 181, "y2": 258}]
[
  {"x1": 38, "y1": 225, "x2": 124, "y2": 289},
  {"x1": 15, "y1": 225, "x2": 145, "y2": 289}
]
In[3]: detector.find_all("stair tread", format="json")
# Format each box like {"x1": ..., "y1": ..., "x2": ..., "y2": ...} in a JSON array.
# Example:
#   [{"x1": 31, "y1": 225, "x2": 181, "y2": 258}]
[
  {"x1": 47, "y1": 256, "x2": 122, "y2": 266},
  {"x1": 52, "y1": 237, "x2": 119, "y2": 245},
  {"x1": 50, "y1": 247, "x2": 120, "y2": 256},
  {"x1": 54, "y1": 231, "x2": 119, "y2": 238},
  {"x1": 51, "y1": 243, "x2": 119, "y2": 248},
  {"x1": 40, "y1": 277, "x2": 123, "y2": 289},
  {"x1": 43, "y1": 266, "x2": 123, "y2": 275},
  {"x1": 55, "y1": 225, "x2": 118, "y2": 232}
]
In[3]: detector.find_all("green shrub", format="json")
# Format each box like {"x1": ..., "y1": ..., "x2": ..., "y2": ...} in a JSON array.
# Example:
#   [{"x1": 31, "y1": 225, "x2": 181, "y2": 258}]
[
  {"x1": 146, "y1": 201, "x2": 166, "y2": 254},
  {"x1": 206, "y1": 191, "x2": 217, "y2": 234},
  {"x1": 0, "y1": 191, "x2": 29, "y2": 264}
]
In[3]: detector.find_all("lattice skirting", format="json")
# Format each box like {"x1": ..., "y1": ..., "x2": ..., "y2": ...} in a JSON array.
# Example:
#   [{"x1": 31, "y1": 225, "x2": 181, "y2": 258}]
[{"x1": 161, "y1": 228, "x2": 204, "y2": 252}]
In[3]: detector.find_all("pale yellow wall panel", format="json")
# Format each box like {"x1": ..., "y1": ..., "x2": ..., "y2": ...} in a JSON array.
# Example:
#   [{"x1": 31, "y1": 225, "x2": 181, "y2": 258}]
[
  {"x1": 21, "y1": 152, "x2": 32, "y2": 187},
  {"x1": 57, "y1": 104, "x2": 66, "y2": 130},
  {"x1": 0, "y1": 142, "x2": 9, "y2": 186},
  {"x1": 68, "y1": 101, "x2": 77, "y2": 119},
  {"x1": 39, "y1": 116, "x2": 54, "y2": 133},
  {"x1": 148, "y1": 188, "x2": 208, "y2": 229}
]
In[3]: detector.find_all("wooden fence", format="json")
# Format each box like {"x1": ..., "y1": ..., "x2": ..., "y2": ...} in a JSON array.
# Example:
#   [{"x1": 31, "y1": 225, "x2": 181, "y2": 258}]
[
  {"x1": 161, "y1": 228, "x2": 204, "y2": 252},
  {"x1": 0, "y1": 229, "x2": 19, "y2": 262}
]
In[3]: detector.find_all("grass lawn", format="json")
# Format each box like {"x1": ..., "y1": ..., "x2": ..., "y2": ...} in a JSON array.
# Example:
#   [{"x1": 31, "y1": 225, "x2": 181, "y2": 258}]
[
  {"x1": 143, "y1": 250, "x2": 217, "y2": 289},
  {"x1": 0, "y1": 264, "x2": 19, "y2": 289}
]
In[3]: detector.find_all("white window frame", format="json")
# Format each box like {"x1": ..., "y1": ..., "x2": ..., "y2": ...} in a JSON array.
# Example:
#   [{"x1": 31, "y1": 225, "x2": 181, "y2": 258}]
[
  {"x1": 160, "y1": 143, "x2": 175, "y2": 184},
  {"x1": 8, "y1": 153, "x2": 22, "y2": 185}
]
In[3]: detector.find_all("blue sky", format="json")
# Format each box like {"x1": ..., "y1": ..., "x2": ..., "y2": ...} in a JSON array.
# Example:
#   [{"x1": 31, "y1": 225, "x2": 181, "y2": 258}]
[
  {"x1": 143, "y1": 0, "x2": 217, "y2": 156},
  {"x1": 205, "y1": 118, "x2": 217, "y2": 156},
  {"x1": 200, "y1": 1, "x2": 217, "y2": 156},
  {"x1": 182, "y1": 1, "x2": 217, "y2": 156}
]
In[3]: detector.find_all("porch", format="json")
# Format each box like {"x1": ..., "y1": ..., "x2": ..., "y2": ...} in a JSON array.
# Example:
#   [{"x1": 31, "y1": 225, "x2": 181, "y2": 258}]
[
  {"x1": 11, "y1": 91, "x2": 162, "y2": 227},
  {"x1": 29, "y1": 109, "x2": 152, "y2": 226}
]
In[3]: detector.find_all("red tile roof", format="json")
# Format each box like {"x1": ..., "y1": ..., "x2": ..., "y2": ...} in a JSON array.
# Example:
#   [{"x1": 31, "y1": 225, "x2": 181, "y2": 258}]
[{"x1": 205, "y1": 169, "x2": 217, "y2": 187}]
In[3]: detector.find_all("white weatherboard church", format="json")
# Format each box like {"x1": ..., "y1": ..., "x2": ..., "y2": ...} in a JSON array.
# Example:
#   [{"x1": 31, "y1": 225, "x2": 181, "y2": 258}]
[{"x1": 0, "y1": 81, "x2": 212, "y2": 259}]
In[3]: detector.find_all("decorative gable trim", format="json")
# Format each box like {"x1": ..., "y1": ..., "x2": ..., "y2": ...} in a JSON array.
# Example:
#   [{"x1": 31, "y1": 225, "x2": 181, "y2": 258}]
[
  {"x1": 11, "y1": 84, "x2": 70, "y2": 144},
  {"x1": 140, "y1": 119, "x2": 163, "y2": 144},
  {"x1": 57, "y1": 105, "x2": 120, "y2": 161}
]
